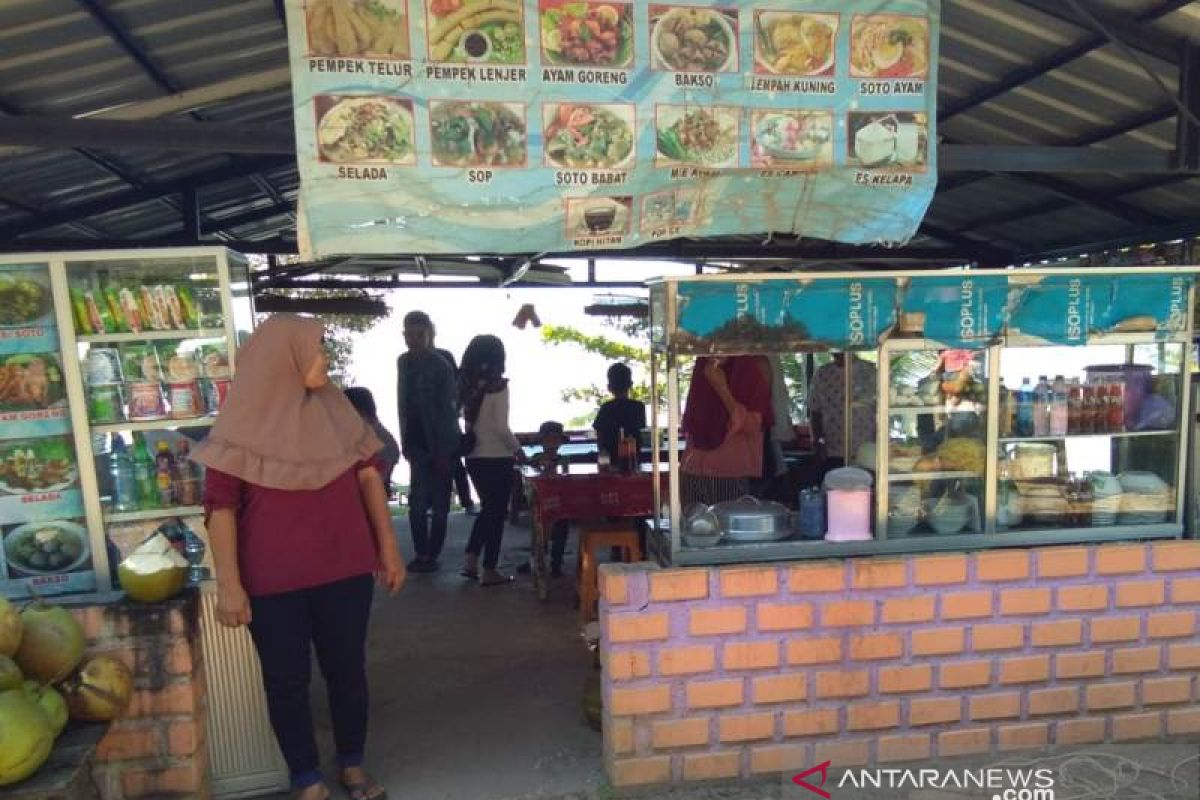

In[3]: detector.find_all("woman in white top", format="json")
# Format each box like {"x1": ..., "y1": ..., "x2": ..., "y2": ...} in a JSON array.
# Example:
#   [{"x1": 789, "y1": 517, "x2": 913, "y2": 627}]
[{"x1": 459, "y1": 335, "x2": 523, "y2": 585}]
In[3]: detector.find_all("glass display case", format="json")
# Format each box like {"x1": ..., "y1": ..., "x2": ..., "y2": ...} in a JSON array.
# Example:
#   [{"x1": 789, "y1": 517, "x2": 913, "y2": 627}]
[
  {"x1": 0, "y1": 248, "x2": 247, "y2": 598},
  {"x1": 648, "y1": 268, "x2": 1198, "y2": 566}
]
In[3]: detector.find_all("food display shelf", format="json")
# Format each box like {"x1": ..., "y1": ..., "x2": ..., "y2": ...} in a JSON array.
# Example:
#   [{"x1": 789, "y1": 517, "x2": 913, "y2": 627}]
[
  {"x1": 76, "y1": 328, "x2": 226, "y2": 344},
  {"x1": 998, "y1": 431, "x2": 1177, "y2": 443},
  {"x1": 103, "y1": 506, "x2": 204, "y2": 524},
  {"x1": 91, "y1": 418, "x2": 214, "y2": 435},
  {"x1": 887, "y1": 470, "x2": 980, "y2": 483},
  {"x1": 889, "y1": 403, "x2": 985, "y2": 416}
]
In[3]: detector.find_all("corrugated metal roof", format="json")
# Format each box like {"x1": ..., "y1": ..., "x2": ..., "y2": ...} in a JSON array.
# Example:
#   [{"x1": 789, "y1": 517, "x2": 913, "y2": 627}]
[{"x1": 0, "y1": 0, "x2": 1195, "y2": 266}]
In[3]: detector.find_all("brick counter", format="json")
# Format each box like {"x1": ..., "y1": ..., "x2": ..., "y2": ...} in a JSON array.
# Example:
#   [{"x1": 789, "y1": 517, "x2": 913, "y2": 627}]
[
  {"x1": 598, "y1": 542, "x2": 1200, "y2": 788},
  {"x1": 66, "y1": 591, "x2": 209, "y2": 799}
]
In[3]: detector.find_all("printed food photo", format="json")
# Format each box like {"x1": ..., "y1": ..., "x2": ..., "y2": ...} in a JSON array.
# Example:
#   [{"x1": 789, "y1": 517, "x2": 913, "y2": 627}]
[
  {"x1": 316, "y1": 95, "x2": 416, "y2": 165},
  {"x1": 540, "y1": 1, "x2": 633, "y2": 68},
  {"x1": 753, "y1": 12, "x2": 837, "y2": 76},
  {"x1": 543, "y1": 104, "x2": 635, "y2": 169},
  {"x1": 427, "y1": 0, "x2": 524, "y2": 63},
  {"x1": 848, "y1": 112, "x2": 928, "y2": 169},
  {"x1": 750, "y1": 110, "x2": 833, "y2": 168},
  {"x1": 3, "y1": 520, "x2": 90, "y2": 576},
  {"x1": 565, "y1": 196, "x2": 632, "y2": 238},
  {"x1": 0, "y1": 354, "x2": 65, "y2": 412},
  {"x1": 306, "y1": 0, "x2": 410, "y2": 59},
  {"x1": 850, "y1": 14, "x2": 929, "y2": 79},
  {"x1": 0, "y1": 272, "x2": 51, "y2": 327},
  {"x1": 650, "y1": 6, "x2": 738, "y2": 72},
  {"x1": 0, "y1": 438, "x2": 78, "y2": 495},
  {"x1": 656, "y1": 106, "x2": 740, "y2": 168},
  {"x1": 430, "y1": 101, "x2": 527, "y2": 167}
]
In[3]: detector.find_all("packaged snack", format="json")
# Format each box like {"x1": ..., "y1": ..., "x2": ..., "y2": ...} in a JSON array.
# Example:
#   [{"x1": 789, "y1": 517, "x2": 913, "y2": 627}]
[
  {"x1": 127, "y1": 381, "x2": 167, "y2": 420},
  {"x1": 119, "y1": 344, "x2": 162, "y2": 383},
  {"x1": 103, "y1": 287, "x2": 128, "y2": 333},
  {"x1": 168, "y1": 381, "x2": 202, "y2": 419},
  {"x1": 118, "y1": 287, "x2": 144, "y2": 333},
  {"x1": 70, "y1": 288, "x2": 93, "y2": 334},
  {"x1": 176, "y1": 285, "x2": 199, "y2": 328}
]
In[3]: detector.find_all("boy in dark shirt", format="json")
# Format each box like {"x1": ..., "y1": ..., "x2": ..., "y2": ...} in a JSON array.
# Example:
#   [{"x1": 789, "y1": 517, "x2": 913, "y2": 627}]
[{"x1": 593, "y1": 363, "x2": 646, "y2": 464}]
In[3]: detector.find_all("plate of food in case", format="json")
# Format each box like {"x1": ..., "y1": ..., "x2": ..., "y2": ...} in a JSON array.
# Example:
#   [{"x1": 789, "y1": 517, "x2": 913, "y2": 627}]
[
  {"x1": 0, "y1": 438, "x2": 78, "y2": 495},
  {"x1": 4, "y1": 520, "x2": 90, "y2": 576}
]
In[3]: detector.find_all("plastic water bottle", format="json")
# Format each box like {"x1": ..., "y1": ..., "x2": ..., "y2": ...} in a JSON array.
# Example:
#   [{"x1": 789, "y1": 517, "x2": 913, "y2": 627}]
[
  {"x1": 1032, "y1": 376, "x2": 1051, "y2": 436},
  {"x1": 1050, "y1": 375, "x2": 1069, "y2": 436},
  {"x1": 108, "y1": 435, "x2": 137, "y2": 513},
  {"x1": 155, "y1": 440, "x2": 177, "y2": 507},
  {"x1": 1015, "y1": 378, "x2": 1035, "y2": 437}
]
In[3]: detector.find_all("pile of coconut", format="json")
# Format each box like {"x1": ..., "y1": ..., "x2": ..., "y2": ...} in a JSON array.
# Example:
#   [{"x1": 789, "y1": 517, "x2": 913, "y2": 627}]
[{"x1": 0, "y1": 530, "x2": 193, "y2": 786}]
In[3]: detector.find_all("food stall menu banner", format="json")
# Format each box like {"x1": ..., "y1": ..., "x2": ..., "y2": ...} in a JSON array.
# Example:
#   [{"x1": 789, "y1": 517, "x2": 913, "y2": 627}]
[
  {"x1": 0, "y1": 265, "x2": 95, "y2": 599},
  {"x1": 285, "y1": 0, "x2": 940, "y2": 257},
  {"x1": 675, "y1": 278, "x2": 897, "y2": 352},
  {"x1": 1007, "y1": 275, "x2": 1194, "y2": 345},
  {"x1": 901, "y1": 275, "x2": 1012, "y2": 349}
]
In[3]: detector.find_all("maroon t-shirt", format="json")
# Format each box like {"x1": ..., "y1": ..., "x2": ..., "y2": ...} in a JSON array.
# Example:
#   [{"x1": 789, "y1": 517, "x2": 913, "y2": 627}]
[{"x1": 203, "y1": 461, "x2": 381, "y2": 597}]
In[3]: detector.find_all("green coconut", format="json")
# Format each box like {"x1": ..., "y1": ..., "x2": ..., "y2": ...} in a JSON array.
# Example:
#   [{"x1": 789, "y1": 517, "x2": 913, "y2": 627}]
[
  {"x1": 22, "y1": 682, "x2": 67, "y2": 737},
  {"x1": 62, "y1": 655, "x2": 133, "y2": 722},
  {"x1": 118, "y1": 534, "x2": 188, "y2": 603},
  {"x1": 15, "y1": 604, "x2": 85, "y2": 684},
  {"x1": 0, "y1": 689, "x2": 54, "y2": 786},
  {"x1": 0, "y1": 656, "x2": 21, "y2": 693},
  {"x1": 0, "y1": 597, "x2": 20, "y2": 657}
]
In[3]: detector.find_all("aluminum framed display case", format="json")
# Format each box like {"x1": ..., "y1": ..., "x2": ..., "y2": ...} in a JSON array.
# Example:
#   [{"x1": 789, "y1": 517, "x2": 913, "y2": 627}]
[
  {"x1": 647, "y1": 267, "x2": 1198, "y2": 566},
  {"x1": 0, "y1": 248, "x2": 252, "y2": 598}
]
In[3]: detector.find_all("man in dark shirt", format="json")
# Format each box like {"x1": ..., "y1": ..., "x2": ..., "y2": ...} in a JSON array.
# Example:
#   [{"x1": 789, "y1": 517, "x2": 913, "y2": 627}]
[
  {"x1": 593, "y1": 363, "x2": 646, "y2": 464},
  {"x1": 396, "y1": 311, "x2": 459, "y2": 573}
]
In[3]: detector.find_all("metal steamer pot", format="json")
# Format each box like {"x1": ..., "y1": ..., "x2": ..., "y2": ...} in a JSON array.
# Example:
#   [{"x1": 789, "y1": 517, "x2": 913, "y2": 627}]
[{"x1": 710, "y1": 496, "x2": 792, "y2": 542}]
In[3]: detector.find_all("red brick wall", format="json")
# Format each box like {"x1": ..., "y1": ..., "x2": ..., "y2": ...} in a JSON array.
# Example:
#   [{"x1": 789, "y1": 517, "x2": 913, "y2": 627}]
[
  {"x1": 599, "y1": 542, "x2": 1200, "y2": 788},
  {"x1": 70, "y1": 591, "x2": 210, "y2": 799}
]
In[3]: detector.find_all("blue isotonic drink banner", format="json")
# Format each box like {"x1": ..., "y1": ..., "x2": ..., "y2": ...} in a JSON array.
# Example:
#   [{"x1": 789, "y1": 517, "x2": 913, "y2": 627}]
[
  {"x1": 1008, "y1": 274, "x2": 1194, "y2": 345},
  {"x1": 286, "y1": 0, "x2": 940, "y2": 256},
  {"x1": 900, "y1": 275, "x2": 1011, "y2": 349},
  {"x1": 675, "y1": 277, "x2": 897, "y2": 352}
]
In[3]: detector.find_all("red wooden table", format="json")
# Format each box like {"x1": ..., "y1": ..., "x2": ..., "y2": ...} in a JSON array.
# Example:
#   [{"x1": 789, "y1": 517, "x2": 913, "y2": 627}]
[{"x1": 526, "y1": 470, "x2": 666, "y2": 600}]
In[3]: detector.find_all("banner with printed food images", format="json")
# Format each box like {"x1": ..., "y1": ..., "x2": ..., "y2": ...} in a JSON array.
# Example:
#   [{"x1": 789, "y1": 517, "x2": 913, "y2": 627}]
[{"x1": 286, "y1": 0, "x2": 940, "y2": 256}]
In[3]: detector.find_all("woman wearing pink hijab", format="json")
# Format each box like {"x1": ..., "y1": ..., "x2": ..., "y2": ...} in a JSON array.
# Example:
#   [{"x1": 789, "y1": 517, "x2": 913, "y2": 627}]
[{"x1": 194, "y1": 314, "x2": 404, "y2": 800}]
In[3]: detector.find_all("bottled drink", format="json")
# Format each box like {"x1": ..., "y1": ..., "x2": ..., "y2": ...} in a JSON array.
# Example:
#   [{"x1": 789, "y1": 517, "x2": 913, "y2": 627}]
[
  {"x1": 1067, "y1": 378, "x2": 1083, "y2": 434},
  {"x1": 1015, "y1": 378, "x2": 1035, "y2": 437},
  {"x1": 132, "y1": 433, "x2": 158, "y2": 509},
  {"x1": 155, "y1": 440, "x2": 177, "y2": 507},
  {"x1": 1107, "y1": 382, "x2": 1125, "y2": 432},
  {"x1": 1083, "y1": 384, "x2": 1099, "y2": 434},
  {"x1": 108, "y1": 434, "x2": 137, "y2": 513},
  {"x1": 1032, "y1": 376, "x2": 1051, "y2": 436},
  {"x1": 1050, "y1": 376, "x2": 1069, "y2": 437},
  {"x1": 174, "y1": 439, "x2": 201, "y2": 506}
]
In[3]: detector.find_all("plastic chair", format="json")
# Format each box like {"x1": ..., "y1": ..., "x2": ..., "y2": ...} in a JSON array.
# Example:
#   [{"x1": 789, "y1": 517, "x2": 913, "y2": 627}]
[{"x1": 577, "y1": 521, "x2": 643, "y2": 624}]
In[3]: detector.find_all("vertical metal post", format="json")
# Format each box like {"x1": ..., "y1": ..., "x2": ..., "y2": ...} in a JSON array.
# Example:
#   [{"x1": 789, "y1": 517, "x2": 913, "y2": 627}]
[
  {"x1": 876, "y1": 343, "x2": 890, "y2": 538},
  {"x1": 666, "y1": 284, "x2": 681, "y2": 562},
  {"x1": 984, "y1": 344, "x2": 1002, "y2": 534},
  {"x1": 182, "y1": 188, "x2": 200, "y2": 242},
  {"x1": 1175, "y1": 42, "x2": 1200, "y2": 171}
]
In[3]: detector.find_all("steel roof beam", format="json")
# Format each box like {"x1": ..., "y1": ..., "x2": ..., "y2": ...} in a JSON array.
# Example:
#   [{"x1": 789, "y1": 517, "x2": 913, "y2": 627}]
[
  {"x1": 942, "y1": 0, "x2": 1189, "y2": 123},
  {"x1": 1177, "y1": 42, "x2": 1200, "y2": 170},
  {"x1": 0, "y1": 237, "x2": 298, "y2": 254},
  {"x1": 1010, "y1": 0, "x2": 1185, "y2": 66},
  {"x1": 0, "y1": 115, "x2": 295, "y2": 154},
  {"x1": 0, "y1": 155, "x2": 292, "y2": 241},
  {"x1": 77, "y1": 0, "x2": 179, "y2": 95}
]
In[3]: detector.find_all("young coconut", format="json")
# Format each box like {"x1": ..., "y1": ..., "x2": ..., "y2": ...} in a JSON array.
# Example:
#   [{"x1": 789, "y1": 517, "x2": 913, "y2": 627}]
[
  {"x1": 0, "y1": 689, "x2": 54, "y2": 786},
  {"x1": 118, "y1": 533, "x2": 188, "y2": 603},
  {"x1": 0, "y1": 656, "x2": 21, "y2": 692},
  {"x1": 61, "y1": 655, "x2": 133, "y2": 722},
  {"x1": 22, "y1": 681, "x2": 67, "y2": 737},
  {"x1": 0, "y1": 597, "x2": 21, "y2": 657},
  {"x1": 15, "y1": 603, "x2": 85, "y2": 684}
]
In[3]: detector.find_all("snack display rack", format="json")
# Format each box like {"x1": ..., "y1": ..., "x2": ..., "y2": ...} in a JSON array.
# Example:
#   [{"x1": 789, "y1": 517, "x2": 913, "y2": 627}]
[{"x1": 0, "y1": 248, "x2": 251, "y2": 598}]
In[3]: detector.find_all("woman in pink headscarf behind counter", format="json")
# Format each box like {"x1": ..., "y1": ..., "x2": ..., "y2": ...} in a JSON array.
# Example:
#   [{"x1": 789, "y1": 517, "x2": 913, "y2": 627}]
[{"x1": 193, "y1": 314, "x2": 404, "y2": 800}]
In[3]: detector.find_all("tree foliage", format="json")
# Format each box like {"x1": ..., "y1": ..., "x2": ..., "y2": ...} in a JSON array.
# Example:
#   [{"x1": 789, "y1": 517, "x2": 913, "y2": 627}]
[{"x1": 256, "y1": 288, "x2": 388, "y2": 383}]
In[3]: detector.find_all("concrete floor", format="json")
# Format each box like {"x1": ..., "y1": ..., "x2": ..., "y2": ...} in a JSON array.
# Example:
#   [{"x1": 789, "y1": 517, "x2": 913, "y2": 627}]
[{"x1": 267, "y1": 509, "x2": 607, "y2": 800}]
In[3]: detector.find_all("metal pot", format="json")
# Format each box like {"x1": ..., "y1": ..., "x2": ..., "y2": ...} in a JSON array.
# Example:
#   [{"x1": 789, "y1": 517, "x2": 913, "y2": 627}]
[{"x1": 710, "y1": 496, "x2": 792, "y2": 543}]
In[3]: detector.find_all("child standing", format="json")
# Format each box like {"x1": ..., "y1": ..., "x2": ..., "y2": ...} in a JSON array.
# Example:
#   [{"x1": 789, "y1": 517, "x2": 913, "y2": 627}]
[
  {"x1": 593, "y1": 363, "x2": 646, "y2": 468},
  {"x1": 531, "y1": 421, "x2": 571, "y2": 577}
]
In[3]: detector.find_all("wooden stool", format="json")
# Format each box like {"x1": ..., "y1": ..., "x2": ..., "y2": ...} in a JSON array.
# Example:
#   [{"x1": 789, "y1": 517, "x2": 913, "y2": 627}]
[{"x1": 577, "y1": 521, "x2": 643, "y2": 623}]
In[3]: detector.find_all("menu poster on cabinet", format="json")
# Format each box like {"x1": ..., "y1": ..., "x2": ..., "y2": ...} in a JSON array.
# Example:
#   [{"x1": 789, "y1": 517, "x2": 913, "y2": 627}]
[
  {"x1": 0, "y1": 264, "x2": 95, "y2": 598},
  {"x1": 285, "y1": 0, "x2": 940, "y2": 257}
]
